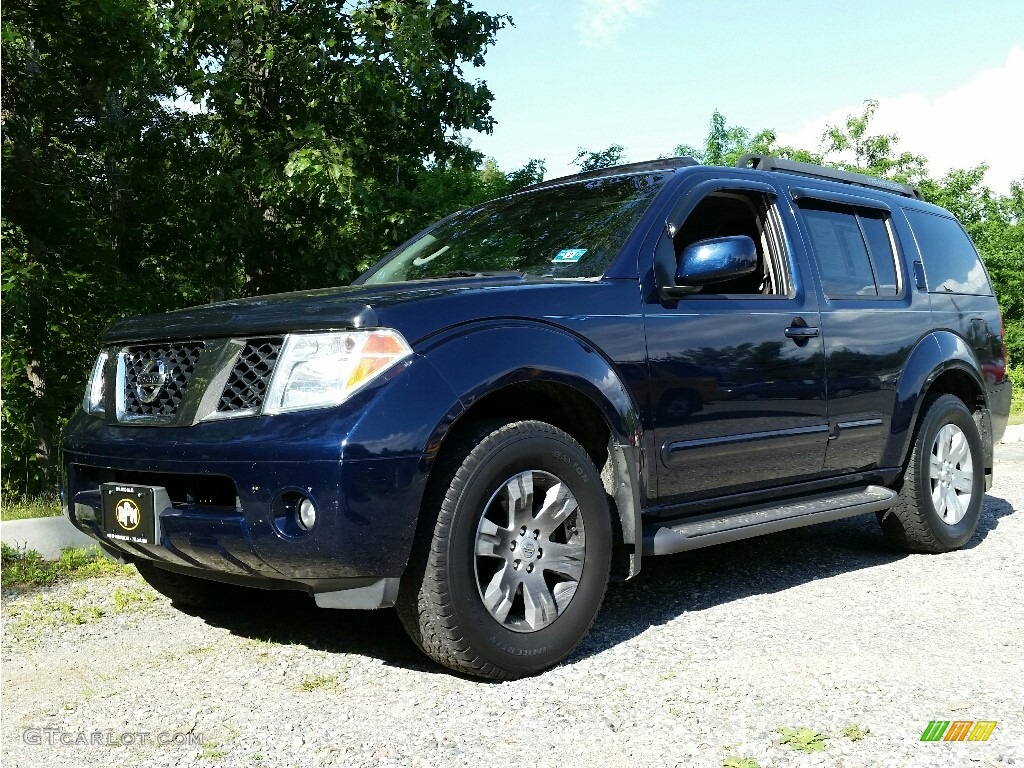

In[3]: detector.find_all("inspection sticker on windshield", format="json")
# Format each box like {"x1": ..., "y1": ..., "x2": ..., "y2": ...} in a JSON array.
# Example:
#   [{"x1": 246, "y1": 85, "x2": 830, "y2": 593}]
[{"x1": 553, "y1": 248, "x2": 587, "y2": 263}]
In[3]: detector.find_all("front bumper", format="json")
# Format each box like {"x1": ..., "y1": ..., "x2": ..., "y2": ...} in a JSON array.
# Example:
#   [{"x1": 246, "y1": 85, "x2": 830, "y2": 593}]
[{"x1": 63, "y1": 407, "x2": 427, "y2": 602}]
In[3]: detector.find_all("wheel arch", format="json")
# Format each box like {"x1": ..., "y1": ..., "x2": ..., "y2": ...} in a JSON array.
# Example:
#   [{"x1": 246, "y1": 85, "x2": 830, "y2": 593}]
[
  {"x1": 420, "y1": 322, "x2": 646, "y2": 579},
  {"x1": 884, "y1": 331, "x2": 989, "y2": 470}
]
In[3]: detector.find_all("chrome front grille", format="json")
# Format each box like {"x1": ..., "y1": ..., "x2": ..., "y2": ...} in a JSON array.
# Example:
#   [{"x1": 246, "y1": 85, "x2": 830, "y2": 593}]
[
  {"x1": 217, "y1": 339, "x2": 283, "y2": 414},
  {"x1": 123, "y1": 343, "x2": 203, "y2": 417},
  {"x1": 113, "y1": 337, "x2": 284, "y2": 425}
]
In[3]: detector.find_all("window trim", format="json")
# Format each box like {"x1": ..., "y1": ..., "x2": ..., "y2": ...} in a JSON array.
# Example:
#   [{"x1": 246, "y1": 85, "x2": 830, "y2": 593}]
[
  {"x1": 668, "y1": 187, "x2": 796, "y2": 300},
  {"x1": 795, "y1": 198, "x2": 905, "y2": 301},
  {"x1": 790, "y1": 187, "x2": 892, "y2": 212}
]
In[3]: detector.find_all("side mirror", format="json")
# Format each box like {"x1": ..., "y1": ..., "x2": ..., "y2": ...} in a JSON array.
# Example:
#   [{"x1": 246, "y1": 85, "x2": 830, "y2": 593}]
[{"x1": 660, "y1": 235, "x2": 758, "y2": 299}]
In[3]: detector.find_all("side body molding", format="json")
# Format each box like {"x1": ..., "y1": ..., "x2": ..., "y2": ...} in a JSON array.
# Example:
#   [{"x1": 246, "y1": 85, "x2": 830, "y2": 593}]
[{"x1": 421, "y1": 321, "x2": 647, "y2": 577}]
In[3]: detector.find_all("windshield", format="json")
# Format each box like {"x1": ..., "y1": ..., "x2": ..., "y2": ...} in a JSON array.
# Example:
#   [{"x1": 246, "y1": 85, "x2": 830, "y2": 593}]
[{"x1": 362, "y1": 173, "x2": 667, "y2": 284}]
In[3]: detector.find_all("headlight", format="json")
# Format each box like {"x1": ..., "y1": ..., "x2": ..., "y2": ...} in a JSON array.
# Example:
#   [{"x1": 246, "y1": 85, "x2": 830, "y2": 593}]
[
  {"x1": 263, "y1": 330, "x2": 412, "y2": 415},
  {"x1": 82, "y1": 351, "x2": 108, "y2": 416}
]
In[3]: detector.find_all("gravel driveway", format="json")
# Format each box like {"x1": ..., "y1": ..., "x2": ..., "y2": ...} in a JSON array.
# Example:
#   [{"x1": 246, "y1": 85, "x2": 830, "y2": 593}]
[{"x1": 3, "y1": 443, "x2": 1022, "y2": 768}]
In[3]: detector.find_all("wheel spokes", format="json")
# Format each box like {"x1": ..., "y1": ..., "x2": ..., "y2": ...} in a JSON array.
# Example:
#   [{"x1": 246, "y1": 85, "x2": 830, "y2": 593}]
[
  {"x1": 476, "y1": 518, "x2": 509, "y2": 558},
  {"x1": 932, "y1": 481, "x2": 947, "y2": 518},
  {"x1": 540, "y1": 539, "x2": 586, "y2": 581},
  {"x1": 534, "y1": 481, "x2": 578, "y2": 535},
  {"x1": 505, "y1": 473, "x2": 535, "y2": 529},
  {"x1": 928, "y1": 421, "x2": 974, "y2": 526},
  {"x1": 522, "y1": 575, "x2": 557, "y2": 630},
  {"x1": 947, "y1": 429, "x2": 970, "y2": 466},
  {"x1": 951, "y1": 465, "x2": 973, "y2": 494},
  {"x1": 474, "y1": 469, "x2": 587, "y2": 634},
  {"x1": 481, "y1": 567, "x2": 518, "y2": 624}
]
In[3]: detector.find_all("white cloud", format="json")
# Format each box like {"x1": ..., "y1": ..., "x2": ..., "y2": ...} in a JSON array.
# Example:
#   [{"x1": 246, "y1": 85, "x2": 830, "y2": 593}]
[
  {"x1": 576, "y1": 0, "x2": 659, "y2": 48},
  {"x1": 777, "y1": 46, "x2": 1024, "y2": 193}
]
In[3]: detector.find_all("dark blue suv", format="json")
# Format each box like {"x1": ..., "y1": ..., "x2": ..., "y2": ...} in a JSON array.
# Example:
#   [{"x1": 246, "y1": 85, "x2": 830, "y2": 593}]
[{"x1": 63, "y1": 155, "x2": 1013, "y2": 678}]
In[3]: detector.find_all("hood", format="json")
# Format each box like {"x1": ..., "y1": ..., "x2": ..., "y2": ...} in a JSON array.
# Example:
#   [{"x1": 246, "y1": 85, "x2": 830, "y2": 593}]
[{"x1": 103, "y1": 275, "x2": 537, "y2": 344}]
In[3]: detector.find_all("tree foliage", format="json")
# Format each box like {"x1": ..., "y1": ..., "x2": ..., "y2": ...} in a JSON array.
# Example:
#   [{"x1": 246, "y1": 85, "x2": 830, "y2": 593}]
[
  {"x1": 821, "y1": 99, "x2": 928, "y2": 183},
  {"x1": 572, "y1": 144, "x2": 626, "y2": 172},
  {"x1": 1, "y1": 0, "x2": 514, "y2": 494},
  {"x1": 164, "y1": 0, "x2": 509, "y2": 294},
  {"x1": 675, "y1": 109, "x2": 819, "y2": 166}
]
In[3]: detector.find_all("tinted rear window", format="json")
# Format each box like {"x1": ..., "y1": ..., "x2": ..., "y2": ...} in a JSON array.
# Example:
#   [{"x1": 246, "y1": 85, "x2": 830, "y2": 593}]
[
  {"x1": 905, "y1": 208, "x2": 992, "y2": 295},
  {"x1": 798, "y1": 202, "x2": 900, "y2": 298}
]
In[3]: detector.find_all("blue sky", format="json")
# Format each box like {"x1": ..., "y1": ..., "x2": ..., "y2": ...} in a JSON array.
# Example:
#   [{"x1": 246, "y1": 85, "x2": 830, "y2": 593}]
[{"x1": 465, "y1": 1, "x2": 1024, "y2": 190}]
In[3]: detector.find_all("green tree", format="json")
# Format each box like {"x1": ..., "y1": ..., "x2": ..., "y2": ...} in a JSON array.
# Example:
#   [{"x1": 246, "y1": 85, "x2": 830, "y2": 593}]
[
  {"x1": 821, "y1": 99, "x2": 928, "y2": 183},
  {"x1": 676, "y1": 109, "x2": 820, "y2": 167},
  {"x1": 572, "y1": 144, "x2": 626, "y2": 171},
  {"x1": 1, "y1": 0, "x2": 206, "y2": 491},
  {"x1": 411, "y1": 156, "x2": 545, "y2": 222},
  {"x1": 167, "y1": 0, "x2": 508, "y2": 295},
  {"x1": 1, "y1": 0, "x2": 511, "y2": 494}
]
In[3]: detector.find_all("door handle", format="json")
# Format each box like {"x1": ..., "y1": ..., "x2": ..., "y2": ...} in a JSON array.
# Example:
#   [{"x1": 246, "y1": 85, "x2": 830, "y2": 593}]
[
  {"x1": 785, "y1": 318, "x2": 819, "y2": 346},
  {"x1": 784, "y1": 326, "x2": 820, "y2": 339}
]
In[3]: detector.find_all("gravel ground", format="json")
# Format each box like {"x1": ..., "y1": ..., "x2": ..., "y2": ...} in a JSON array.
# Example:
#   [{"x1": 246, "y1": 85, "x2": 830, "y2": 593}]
[{"x1": 3, "y1": 443, "x2": 1022, "y2": 768}]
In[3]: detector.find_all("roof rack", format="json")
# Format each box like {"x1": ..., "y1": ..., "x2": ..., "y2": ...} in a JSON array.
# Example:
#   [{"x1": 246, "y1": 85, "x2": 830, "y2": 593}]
[
  {"x1": 736, "y1": 154, "x2": 922, "y2": 200},
  {"x1": 519, "y1": 156, "x2": 699, "y2": 194}
]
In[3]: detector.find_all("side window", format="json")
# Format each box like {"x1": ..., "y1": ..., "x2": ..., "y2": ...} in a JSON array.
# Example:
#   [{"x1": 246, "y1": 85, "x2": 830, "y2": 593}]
[
  {"x1": 673, "y1": 190, "x2": 789, "y2": 295},
  {"x1": 798, "y1": 201, "x2": 900, "y2": 298},
  {"x1": 904, "y1": 208, "x2": 993, "y2": 295}
]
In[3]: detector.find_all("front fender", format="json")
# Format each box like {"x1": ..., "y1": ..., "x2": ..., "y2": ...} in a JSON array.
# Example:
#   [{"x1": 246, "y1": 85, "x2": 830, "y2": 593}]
[
  {"x1": 883, "y1": 331, "x2": 986, "y2": 467},
  {"x1": 421, "y1": 321, "x2": 646, "y2": 575}
]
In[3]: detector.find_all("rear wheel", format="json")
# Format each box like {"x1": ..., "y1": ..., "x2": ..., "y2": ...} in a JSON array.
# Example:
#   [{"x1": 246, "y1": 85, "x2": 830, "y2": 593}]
[
  {"x1": 878, "y1": 393, "x2": 984, "y2": 553},
  {"x1": 397, "y1": 420, "x2": 612, "y2": 679}
]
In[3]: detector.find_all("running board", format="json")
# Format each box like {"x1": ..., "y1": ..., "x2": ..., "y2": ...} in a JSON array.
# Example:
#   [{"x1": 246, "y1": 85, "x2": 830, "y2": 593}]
[{"x1": 642, "y1": 485, "x2": 898, "y2": 556}]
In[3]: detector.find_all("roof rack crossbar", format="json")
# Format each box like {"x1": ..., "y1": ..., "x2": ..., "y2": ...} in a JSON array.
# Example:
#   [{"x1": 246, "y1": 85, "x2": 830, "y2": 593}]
[{"x1": 735, "y1": 154, "x2": 922, "y2": 200}]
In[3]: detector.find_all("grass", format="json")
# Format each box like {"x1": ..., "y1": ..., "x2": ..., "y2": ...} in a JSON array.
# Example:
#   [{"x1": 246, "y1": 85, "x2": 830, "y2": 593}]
[
  {"x1": 0, "y1": 542, "x2": 131, "y2": 588},
  {"x1": 299, "y1": 672, "x2": 338, "y2": 692},
  {"x1": 722, "y1": 757, "x2": 760, "y2": 768},
  {"x1": 1, "y1": 494, "x2": 63, "y2": 522},
  {"x1": 1008, "y1": 363, "x2": 1024, "y2": 420},
  {"x1": 842, "y1": 724, "x2": 869, "y2": 742},
  {"x1": 6, "y1": 594, "x2": 106, "y2": 635},
  {"x1": 776, "y1": 726, "x2": 827, "y2": 753},
  {"x1": 111, "y1": 585, "x2": 156, "y2": 612},
  {"x1": 199, "y1": 741, "x2": 227, "y2": 760}
]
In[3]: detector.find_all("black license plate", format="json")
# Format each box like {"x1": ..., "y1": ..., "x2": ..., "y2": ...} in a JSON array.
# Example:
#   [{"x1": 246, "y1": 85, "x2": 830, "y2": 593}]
[{"x1": 101, "y1": 483, "x2": 160, "y2": 545}]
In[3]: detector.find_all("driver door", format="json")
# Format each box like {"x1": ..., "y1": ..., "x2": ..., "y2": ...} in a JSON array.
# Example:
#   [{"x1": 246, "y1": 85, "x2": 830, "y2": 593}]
[{"x1": 645, "y1": 181, "x2": 829, "y2": 504}]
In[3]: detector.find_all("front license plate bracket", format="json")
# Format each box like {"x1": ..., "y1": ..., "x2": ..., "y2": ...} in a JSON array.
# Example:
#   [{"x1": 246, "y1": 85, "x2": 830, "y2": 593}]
[{"x1": 100, "y1": 483, "x2": 169, "y2": 546}]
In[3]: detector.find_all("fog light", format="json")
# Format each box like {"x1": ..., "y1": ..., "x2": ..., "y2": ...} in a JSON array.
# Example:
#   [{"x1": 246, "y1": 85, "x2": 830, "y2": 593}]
[{"x1": 297, "y1": 497, "x2": 317, "y2": 530}]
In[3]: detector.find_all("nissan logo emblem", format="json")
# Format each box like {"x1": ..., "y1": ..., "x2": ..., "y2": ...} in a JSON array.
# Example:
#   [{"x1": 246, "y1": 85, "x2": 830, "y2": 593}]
[{"x1": 135, "y1": 359, "x2": 170, "y2": 404}]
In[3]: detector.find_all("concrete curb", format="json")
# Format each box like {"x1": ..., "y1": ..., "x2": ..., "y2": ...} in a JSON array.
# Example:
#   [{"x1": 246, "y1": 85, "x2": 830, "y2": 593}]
[{"x1": 1, "y1": 515, "x2": 98, "y2": 561}]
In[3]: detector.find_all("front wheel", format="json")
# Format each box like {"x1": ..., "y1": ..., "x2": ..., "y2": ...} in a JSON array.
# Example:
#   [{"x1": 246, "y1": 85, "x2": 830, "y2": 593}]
[
  {"x1": 397, "y1": 420, "x2": 612, "y2": 679},
  {"x1": 878, "y1": 393, "x2": 985, "y2": 553}
]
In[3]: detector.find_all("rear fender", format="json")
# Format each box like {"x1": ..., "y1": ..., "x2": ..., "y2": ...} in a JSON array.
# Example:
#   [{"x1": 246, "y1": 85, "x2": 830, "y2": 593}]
[{"x1": 883, "y1": 331, "x2": 987, "y2": 468}]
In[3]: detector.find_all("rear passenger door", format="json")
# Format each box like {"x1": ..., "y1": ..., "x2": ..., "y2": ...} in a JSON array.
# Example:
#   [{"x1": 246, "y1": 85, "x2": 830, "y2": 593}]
[{"x1": 790, "y1": 189, "x2": 932, "y2": 473}]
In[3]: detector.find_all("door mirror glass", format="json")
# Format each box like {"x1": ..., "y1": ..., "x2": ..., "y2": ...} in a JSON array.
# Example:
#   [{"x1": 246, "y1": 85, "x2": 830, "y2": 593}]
[{"x1": 677, "y1": 235, "x2": 757, "y2": 286}]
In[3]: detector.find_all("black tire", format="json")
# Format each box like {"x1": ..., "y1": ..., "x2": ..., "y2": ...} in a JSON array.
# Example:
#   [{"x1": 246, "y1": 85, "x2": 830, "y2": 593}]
[
  {"x1": 396, "y1": 420, "x2": 612, "y2": 679},
  {"x1": 878, "y1": 393, "x2": 985, "y2": 553},
  {"x1": 135, "y1": 560, "x2": 246, "y2": 609}
]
